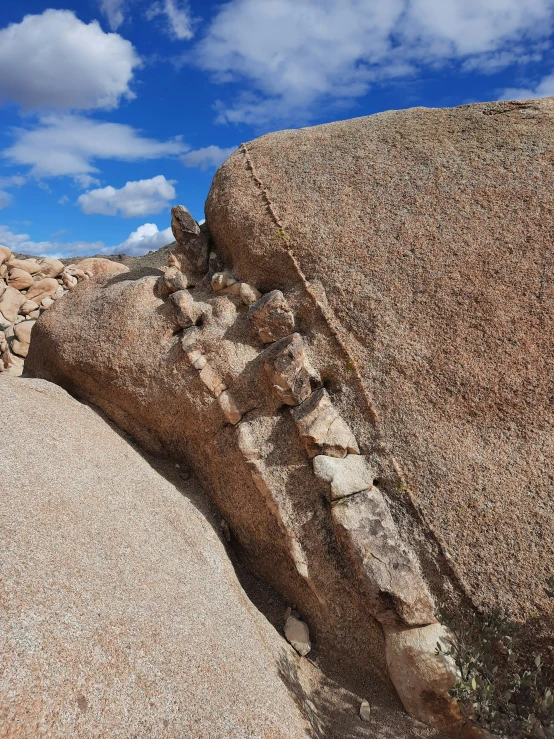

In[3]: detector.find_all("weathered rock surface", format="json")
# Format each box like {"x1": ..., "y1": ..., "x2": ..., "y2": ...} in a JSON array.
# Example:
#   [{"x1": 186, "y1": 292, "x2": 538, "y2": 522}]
[
  {"x1": 1, "y1": 374, "x2": 443, "y2": 739},
  {"x1": 292, "y1": 388, "x2": 360, "y2": 459},
  {"x1": 284, "y1": 615, "x2": 312, "y2": 657},
  {"x1": 0, "y1": 245, "x2": 11, "y2": 265},
  {"x1": 12, "y1": 319, "x2": 35, "y2": 358},
  {"x1": 7, "y1": 258, "x2": 42, "y2": 275},
  {"x1": 205, "y1": 98, "x2": 554, "y2": 630},
  {"x1": 25, "y1": 258, "x2": 440, "y2": 728},
  {"x1": 384, "y1": 624, "x2": 460, "y2": 732},
  {"x1": 331, "y1": 490, "x2": 436, "y2": 626},
  {"x1": 0, "y1": 375, "x2": 312, "y2": 739},
  {"x1": 25, "y1": 98, "x2": 554, "y2": 735},
  {"x1": 262, "y1": 332, "x2": 313, "y2": 406},
  {"x1": 7, "y1": 267, "x2": 34, "y2": 290},
  {"x1": 72, "y1": 257, "x2": 129, "y2": 277},
  {"x1": 313, "y1": 454, "x2": 375, "y2": 500},
  {"x1": 0, "y1": 286, "x2": 24, "y2": 324},
  {"x1": 37, "y1": 257, "x2": 65, "y2": 278},
  {"x1": 248, "y1": 289, "x2": 295, "y2": 343}
]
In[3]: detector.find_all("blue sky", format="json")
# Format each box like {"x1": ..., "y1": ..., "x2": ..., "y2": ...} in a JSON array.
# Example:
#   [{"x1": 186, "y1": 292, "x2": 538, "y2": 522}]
[{"x1": 0, "y1": 0, "x2": 553, "y2": 258}]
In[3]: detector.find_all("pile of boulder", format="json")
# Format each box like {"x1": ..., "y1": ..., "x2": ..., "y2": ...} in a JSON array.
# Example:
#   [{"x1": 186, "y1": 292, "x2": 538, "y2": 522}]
[{"x1": 0, "y1": 246, "x2": 127, "y2": 374}]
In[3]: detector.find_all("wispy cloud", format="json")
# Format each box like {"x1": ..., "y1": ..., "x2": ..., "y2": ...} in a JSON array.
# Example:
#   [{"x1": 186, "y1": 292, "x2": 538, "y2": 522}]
[
  {"x1": 3, "y1": 115, "x2": 186, "y2": 180},
  {"x1": 181, "y1": 145, "x2": 236, "y2": 170},
  {"x1": 0, "y1": 221, "x2": 173, "y2": 259},
  {"x1": 501, "y1": 72, "x2": 554, "y2": 100},
  {"x1": 98, "y1": 0, "x2": 126, "y2": 31},
  {"x1": 0, "y1": 191, "x2": 12, "y2": 210},
  {"x1": 147, "y1": 0, "x2": 195, "y2": 40},
  {"x1": 195, "y1": 0, "x2": 554, "y2": 125}
]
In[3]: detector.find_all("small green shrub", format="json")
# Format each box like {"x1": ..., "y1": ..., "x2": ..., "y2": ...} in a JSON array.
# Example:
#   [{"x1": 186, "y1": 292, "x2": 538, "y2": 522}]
[
  {"x1": 436, "y1": 582, "x2": 554, "y2": 737},
  {"x1": 275, "y1": 228, "x2": 291, "y2": 244}
]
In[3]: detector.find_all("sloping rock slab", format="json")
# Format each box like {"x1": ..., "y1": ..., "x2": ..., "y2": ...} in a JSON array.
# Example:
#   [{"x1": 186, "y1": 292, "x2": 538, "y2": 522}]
[
  {"x1": 0, "y1": 376, "x2": 312, "y2": 739},
  {"x1": 205, "y1": 98, "x2": 554, "y2": 624}
]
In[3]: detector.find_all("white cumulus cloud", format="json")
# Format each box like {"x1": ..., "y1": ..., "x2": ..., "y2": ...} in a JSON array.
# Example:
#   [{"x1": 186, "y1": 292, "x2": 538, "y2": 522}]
[
  {"x1": 3, "y1": 115, "x2": 186, "y2": 180},
  {"x1": 181, "y1": 145, "x2": 236, "y2": 170},
  {"x1": 195, "y1": 0, "x2": 554, "y2": 124},
  {"x1": 147, "y1": 0, "x2": 195, "y2": 40},
  {"x1": 78, "y1": 175, "x2": 176, "y2": 217},
  {"x1": 113, "y1": 223, "x2": 174, "y2": 255},
  {"x1": 0, "y1": 10, "x2": 141, "y2": 112}
]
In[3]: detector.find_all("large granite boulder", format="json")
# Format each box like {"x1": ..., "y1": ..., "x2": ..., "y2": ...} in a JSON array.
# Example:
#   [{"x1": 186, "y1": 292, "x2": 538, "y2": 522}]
[
  {"x1": 205, "y1": 98, "x2": 554, "y2": 627},
  {"x1": 0, "y1": 375, "x2": 311, "y2": 739}
]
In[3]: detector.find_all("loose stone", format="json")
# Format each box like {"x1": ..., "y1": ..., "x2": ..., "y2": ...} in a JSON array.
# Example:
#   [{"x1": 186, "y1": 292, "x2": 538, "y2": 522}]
[
  {"x1": 292, "y1": 388, "x2": 359, "y2": 458},
  {"x1": 284, "y1": 616, "x2": 311, "y2": 657},
  {"x1": 248, "y1": 290, "x2": 295, "y2": 343},
  {"x1": 313, "y1": 454, "x2": 375, "y2": 500},
  {"x1": 359, "y1": 700, "x2": 371, "y2": 721}
]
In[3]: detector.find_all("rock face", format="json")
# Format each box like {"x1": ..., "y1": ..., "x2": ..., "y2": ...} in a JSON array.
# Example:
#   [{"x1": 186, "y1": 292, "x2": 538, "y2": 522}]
[
  {"x1": 71, "y1": 257, "x2": 129, "y2": 277},
  {"x1": 25, "y1": 230, "x2": 460, "y2": 732},
  {"x1": 0, "y1": 375, "x2": 314, "y2": 739},
  {"x1": 205, "y1": 98, "x2": 554, "y2": 629}
]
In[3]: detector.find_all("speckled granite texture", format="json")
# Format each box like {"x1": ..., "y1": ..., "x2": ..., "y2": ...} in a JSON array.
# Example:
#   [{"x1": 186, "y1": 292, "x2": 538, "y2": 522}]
[
  {"x1": 206, "y1": 99, "x2": 554, "y2": 625},
  {"x1": 0, "y1": 376, "x2": 312, "y2": 739}
]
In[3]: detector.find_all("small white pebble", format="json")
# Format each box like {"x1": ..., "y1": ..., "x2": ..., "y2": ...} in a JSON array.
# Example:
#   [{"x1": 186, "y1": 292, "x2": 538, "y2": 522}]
[{"x1": 359, "y1": 700, "x2": 371, "y2": 721}]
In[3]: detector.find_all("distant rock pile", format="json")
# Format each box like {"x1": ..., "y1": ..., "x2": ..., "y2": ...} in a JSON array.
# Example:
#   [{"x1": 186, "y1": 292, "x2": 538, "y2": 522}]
[{"x1": 0, "y1": 246, "x2": 127, "y2": 374}]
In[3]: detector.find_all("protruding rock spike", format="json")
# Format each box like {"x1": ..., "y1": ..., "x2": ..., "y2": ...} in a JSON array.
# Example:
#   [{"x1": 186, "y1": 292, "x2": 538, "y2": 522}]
[{"x1": 171, "y1": 205, "x2": 200, "y2": 243}]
